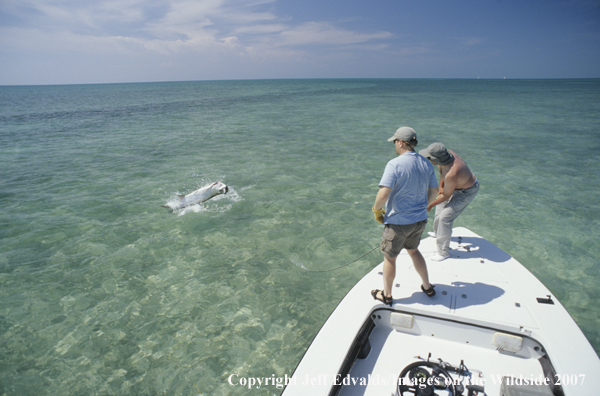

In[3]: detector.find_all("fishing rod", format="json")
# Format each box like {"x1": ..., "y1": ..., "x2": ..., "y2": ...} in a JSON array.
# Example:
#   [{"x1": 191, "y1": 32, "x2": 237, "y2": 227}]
[{"x1": 297, "y1": 244, "x2": 380, "y2": 273}]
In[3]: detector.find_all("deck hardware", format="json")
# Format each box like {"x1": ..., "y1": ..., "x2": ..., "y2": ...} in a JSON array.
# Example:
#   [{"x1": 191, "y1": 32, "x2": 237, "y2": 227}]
[
  {"x1": 536, "y1": 295, "x2": 554, "y2": 304},
  {"x1": 519, "y1": 327, "x2": 532, "y2": 336},
  {"x1": 466, "y1": 384, "x2": 485, "y2": 395}
]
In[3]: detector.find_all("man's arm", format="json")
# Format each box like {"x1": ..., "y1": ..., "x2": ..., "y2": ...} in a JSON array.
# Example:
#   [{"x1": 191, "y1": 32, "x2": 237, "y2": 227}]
[
  {"x1": 372, "y1": 186, "x2": 391, "y2": 224},
  {"x1": 437, "y1": 165, "x2": 445, "y2": 195},
  {"x1": 374, "y1": 186, "x2": 391, "y2": 210},
  {"x1": 427, "y1": 176, "x2": 457, "y2": 212},
  {"x1": 427, "y1": 187, "x2": 438, "y2": 206}
]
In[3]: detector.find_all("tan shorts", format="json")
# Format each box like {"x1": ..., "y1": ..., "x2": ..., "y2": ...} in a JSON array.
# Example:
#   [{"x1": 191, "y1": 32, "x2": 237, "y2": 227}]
[{"x1": 380, "y1": 220, "x2": 427, "y2": 258}]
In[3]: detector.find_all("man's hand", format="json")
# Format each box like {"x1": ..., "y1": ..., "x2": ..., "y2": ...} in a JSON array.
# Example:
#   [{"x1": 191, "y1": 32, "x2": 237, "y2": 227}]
[{"x1": 372, "y1": 206, "x2": 385, "y2": 224}]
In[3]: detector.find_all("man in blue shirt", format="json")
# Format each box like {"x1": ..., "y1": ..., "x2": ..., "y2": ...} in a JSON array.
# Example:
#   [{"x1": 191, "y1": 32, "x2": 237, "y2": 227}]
[{"x1": 371, "y1": 127, "x2": 439, "y2": 305}]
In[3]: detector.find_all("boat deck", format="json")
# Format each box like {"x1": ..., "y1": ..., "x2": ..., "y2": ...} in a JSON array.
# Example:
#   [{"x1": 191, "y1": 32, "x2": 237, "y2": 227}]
[
  {"x1": 339, "y1": 231, "x2": 553, "y2": 396},
  {"x1": 282, "y1": 228, "x2": 600, "y2": 396}
]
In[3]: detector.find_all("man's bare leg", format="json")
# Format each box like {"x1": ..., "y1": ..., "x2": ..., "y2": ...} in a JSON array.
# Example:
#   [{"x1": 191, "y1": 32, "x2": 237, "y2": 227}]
[
  {"x1": 382, "y1": 255, "x2": 396, "y2": 298},
  {"x1": 406, "y1": 248, "x2": 431, "y2": 290}
]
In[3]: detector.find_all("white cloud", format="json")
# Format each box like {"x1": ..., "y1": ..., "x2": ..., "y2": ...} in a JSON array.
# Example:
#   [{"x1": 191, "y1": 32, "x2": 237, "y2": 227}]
[
  {"x1": 232, "y1": 24, "x2": 287, "y2": 35},
  {"x1": 0, "y1": 0, "x2": 395, "y2": 83},
  {"x1": 460, "y1": 37, "x2": 484, "y2": 46},
  {"x1": 1, "y1": 0, "x2": 391, "y2": 51},
  {"x1": 2, "y1": 0, "x2": 148, "y2": 31}
]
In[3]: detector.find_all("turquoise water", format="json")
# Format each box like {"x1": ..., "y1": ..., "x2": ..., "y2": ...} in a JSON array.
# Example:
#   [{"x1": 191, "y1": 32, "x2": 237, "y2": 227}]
[{"x1": 1, "y1": 79, "x2": 599, "y2": 395}]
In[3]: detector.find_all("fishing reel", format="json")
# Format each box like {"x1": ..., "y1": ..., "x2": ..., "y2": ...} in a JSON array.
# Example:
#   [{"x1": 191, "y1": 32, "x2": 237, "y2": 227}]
[
  {"x1": 396, "y1": 358, "x2": 487, "y2": 396},
  {"x1": 396, "y1": 361, "x2": 457, "y2": 396}
]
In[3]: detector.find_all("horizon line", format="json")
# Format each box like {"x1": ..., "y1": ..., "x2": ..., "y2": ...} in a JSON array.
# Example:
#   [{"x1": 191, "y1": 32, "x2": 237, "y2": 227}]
[{"x1": 2, "y1": 76, "x2": 599, "y2": 88}]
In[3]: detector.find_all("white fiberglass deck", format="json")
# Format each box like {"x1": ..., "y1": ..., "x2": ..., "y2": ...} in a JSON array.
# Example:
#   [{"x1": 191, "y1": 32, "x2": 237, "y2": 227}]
[{"x1": 282, "y1": 227, "x2": 600, "y2": 396}]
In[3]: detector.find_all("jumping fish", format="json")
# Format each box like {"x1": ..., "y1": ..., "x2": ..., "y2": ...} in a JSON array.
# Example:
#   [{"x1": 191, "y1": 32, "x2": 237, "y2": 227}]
[{"x1": 163, "y1": 181, "x2": 229, "y2": 211}]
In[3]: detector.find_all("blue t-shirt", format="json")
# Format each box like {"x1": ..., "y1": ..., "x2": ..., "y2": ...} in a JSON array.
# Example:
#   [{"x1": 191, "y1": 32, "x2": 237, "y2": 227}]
[{"x1": 379, "y1": 151, "x2": 438, "y2": 225}]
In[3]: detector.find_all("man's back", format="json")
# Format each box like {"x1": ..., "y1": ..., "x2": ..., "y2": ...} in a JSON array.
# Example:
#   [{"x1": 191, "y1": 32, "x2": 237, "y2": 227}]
[{"x1": 380, "y1": 151, "x2": 437, "y2": 225}]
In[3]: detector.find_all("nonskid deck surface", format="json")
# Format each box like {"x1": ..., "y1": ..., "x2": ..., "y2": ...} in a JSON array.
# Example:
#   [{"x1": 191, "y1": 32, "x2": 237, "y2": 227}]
[
  {"x1": 282, "y1": 228, "x2": 600, "y2": 396},
  {"x1": 338, "y1": 228, "x2": 552, "y2": 396},
  {"x1": 376, "y1": 230, "x2": 543, "y2": 332}
]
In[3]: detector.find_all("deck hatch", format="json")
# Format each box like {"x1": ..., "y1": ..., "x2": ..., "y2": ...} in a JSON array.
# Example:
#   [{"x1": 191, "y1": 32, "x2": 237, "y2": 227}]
[
  {"x1": 493, "y1": 332, "x2": 523, "y2": 352},
  {"x1": 390, "y1": 312, "x2": 414, "y2": 329}
]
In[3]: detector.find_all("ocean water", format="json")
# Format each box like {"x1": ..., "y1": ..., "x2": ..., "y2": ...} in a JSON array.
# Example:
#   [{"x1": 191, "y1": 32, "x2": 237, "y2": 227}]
[{"x1": 1, "y1": 79, "x2": 599, "y2": 395}]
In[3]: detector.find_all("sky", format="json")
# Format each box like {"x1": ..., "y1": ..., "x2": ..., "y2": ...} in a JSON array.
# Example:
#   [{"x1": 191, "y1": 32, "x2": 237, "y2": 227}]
[{"x1": 1, "y1": 0, "x2": 599, "y2": 85}]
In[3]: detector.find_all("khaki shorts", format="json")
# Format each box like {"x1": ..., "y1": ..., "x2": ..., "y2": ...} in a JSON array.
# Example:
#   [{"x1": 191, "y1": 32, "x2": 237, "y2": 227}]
[{"x1": 380, "y1": 220, "x2": 427, "y2": 258}]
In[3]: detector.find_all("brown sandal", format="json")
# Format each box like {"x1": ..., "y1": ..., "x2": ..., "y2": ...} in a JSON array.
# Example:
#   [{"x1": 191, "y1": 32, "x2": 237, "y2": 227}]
[{"x1": 371, "y1": 289, "x2": 393, "y2": 306}]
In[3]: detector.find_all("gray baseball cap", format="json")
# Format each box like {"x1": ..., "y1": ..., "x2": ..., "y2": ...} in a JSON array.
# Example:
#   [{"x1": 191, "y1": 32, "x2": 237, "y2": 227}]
[
  {"x1": 387, "y1": 126, "x2": 418, "y2": 146},
  {"x1": 419, "y1": 142, "x2": 454, "y2": 165}
]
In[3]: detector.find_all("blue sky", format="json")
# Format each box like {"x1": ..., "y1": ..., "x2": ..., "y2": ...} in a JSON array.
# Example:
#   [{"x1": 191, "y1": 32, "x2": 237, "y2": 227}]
[{"x1": 1, "y1": 0, "x2": 599, "y2": 85}]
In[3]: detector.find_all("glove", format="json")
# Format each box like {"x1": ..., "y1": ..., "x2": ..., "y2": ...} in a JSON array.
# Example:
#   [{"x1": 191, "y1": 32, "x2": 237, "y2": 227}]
[{"x1": 372, "y1": 206, "x2": 385, "y2": 224}]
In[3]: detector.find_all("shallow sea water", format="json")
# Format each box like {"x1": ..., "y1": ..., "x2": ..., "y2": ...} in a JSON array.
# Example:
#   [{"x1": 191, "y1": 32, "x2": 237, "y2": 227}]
[{"x1": 1, "y1": 79, "x2": 599, "y2": 395}]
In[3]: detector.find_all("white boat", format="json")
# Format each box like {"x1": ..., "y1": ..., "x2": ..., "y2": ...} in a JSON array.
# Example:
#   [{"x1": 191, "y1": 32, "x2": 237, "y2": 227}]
[{"x1": 282, "y1": 227, "x2": 600, "y2": 396}]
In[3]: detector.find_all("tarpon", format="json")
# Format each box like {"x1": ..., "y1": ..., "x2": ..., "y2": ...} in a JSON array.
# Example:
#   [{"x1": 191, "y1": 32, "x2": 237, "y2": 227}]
[{"x1": 163, "y1": 181, "x2": 229, "y2": 211}]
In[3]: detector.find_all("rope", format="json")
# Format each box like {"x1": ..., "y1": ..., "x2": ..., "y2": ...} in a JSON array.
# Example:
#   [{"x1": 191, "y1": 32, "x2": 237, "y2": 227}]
[{"x1": 300, "y1": 244, "x2": 380, "y2": 273}]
